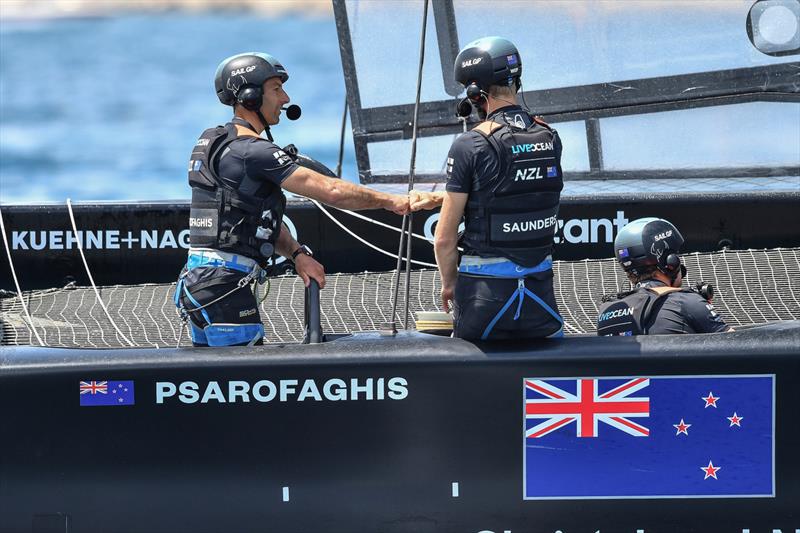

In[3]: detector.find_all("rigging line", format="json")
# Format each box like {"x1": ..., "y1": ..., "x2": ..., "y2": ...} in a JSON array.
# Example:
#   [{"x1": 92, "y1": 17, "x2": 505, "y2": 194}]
[
  {"x1": 308, "y1": 197, "x2": 464, "y2": 252},
  {"x1": 310, "y1": 199, "x2": 437, "y2": 268},
  {"x1": 332, "y1": 206, "x2": 430, "y2": 241},
  {"x1": 66, "y1": 198, "x2": 136, "y2": 347},
  {"x1": 0, "y1": 206, "x2": 45, "y2": 346},
  {"x1": 335, "y1": 94, "x2": 348, "y2": 178},
  {"x1": 403, "y1": 0, "x2": 429, "y2": 330},
  {"x1": 390, "y1": 0, "x2": 430, "y2": 332}
]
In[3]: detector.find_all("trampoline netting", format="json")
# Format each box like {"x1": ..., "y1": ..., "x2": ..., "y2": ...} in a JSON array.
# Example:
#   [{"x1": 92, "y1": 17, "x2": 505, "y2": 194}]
[{"x1": 2, "y1": 248, "x2": 798, "y2": 348}]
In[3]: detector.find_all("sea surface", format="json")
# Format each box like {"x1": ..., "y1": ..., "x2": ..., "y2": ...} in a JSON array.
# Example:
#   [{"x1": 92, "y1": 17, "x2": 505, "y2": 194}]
[
  {"x1": 2, "y1": 6, "x2": 798, "y2": 205},
  {"x1": 0, "y1": 13, "x2": 357, "y2": 204}
]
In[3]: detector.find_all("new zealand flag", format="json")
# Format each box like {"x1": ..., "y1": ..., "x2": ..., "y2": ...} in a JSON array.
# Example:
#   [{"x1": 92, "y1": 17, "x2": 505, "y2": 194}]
[
  {"x1": 523, "y1": 375, "x2": 773, "y2": 499},
  {"x1": 79, "y1": 380, "x2": 135, "y2": 407}
]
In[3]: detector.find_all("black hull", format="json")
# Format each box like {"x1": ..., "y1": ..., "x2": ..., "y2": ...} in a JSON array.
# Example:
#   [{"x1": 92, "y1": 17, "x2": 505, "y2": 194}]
[{"x1": 2, "y1": 323, "x2": 799, "y2": 533}]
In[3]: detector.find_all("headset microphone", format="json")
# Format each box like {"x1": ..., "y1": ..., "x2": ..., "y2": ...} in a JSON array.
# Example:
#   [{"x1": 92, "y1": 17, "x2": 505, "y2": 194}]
[
  {"x1": 282, "y1": 104, "x2": 302, "y2": 120},
  {"x1": 456, "y1": 98, "x2": 473, "y2": 118},
  {"x1": 456, "y1": 82, "x2": 487, "y2": 118}
]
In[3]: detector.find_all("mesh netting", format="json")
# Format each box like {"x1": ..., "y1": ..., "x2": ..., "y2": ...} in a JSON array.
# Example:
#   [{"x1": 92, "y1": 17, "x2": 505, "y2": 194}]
[{"x1": 2, "y1": 248, "x2": 799, "y2": 348}]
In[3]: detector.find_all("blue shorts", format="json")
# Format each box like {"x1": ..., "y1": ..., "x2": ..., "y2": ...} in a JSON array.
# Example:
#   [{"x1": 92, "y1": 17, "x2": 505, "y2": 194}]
[{"x1": 175, "y1": 265, "x2": 264, "y2": 347}]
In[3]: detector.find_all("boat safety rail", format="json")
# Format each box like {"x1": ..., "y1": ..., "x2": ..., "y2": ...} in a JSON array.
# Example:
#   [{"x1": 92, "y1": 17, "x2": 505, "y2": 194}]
[{"x1": 303, "y1": 278, "x2": 323, "y2": 344}]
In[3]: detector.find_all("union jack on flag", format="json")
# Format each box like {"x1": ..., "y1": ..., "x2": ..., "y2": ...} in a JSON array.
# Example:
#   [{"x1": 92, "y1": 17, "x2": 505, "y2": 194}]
[
  {"x1": 523, "y1": 375, "x2": 774, "y2": 499},
  {"x1": 79, "y1": 380, "x2": 134, "y2": 407},
  {"x1": 525, "y1": 377, "x2": 650, "y2": 438},
  {"x1": 79, "y1": 380, "x2": 108, "y2": 395}
]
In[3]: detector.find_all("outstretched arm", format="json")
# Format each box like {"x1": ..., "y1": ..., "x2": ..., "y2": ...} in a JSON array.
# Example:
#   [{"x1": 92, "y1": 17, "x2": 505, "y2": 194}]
[
  {"x1": 410, "y1": 190, "x2": 445, "y2": 211},
  {"x1": 282, "y1": 167, "x2": 409, "y2": 215}
]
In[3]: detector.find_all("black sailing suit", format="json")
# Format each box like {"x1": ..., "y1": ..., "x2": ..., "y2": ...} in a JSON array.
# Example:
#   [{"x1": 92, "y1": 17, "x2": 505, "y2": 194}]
[
  {"x1": 445, "y1": 105, "x2": 564, "y2": 340},
  {"x1": 175, "y1": 117, "x2": 298, "y2": 346}
]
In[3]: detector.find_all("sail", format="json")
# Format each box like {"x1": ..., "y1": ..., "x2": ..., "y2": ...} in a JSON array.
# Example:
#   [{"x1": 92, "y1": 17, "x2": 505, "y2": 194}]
[{"x1": 334, "y1": 0, "x2": 800, "y2": 184}]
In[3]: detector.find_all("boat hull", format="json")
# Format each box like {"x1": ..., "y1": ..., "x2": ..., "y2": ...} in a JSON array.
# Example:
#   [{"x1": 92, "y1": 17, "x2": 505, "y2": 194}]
[{"x1": 2, "y1": 324, "x2": 799, "y2": 532}]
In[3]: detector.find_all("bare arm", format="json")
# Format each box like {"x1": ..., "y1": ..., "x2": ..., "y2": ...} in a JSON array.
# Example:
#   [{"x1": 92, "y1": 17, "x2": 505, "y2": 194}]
[
  {"x1": 275, "y1": 222, "x2": 326, "y2": 288},
  {"x1": 434, "y1": 191, "x2": 468, "y2": 312},
  {"x1": 274, "y1": 223, "x2": 299, "y2": 259},
  {"x1": 282, "y1": 166, "x2": 409, "y2": 214},
  {"x1": 410, "y1": 190, "x2": 445, "y2": 211}
]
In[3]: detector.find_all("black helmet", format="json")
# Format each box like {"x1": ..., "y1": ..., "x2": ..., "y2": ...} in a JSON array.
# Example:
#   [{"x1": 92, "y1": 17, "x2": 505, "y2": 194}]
[
  {"x1": 453, "y1": 36, "x2": 522, "y2": 93},
  {"x1": 614, "y1": 218, "x2": 685, "y2": 277},
  {"x1": 214, "y1": 52, "x2": 288, "y2": 107}
]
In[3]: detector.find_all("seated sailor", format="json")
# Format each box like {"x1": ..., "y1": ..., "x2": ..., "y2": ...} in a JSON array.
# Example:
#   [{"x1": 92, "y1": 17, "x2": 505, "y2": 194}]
[
  {"x1": 597, "y1": 217, "x2": 732, "y2": 336},
  {"x1": 426, "y1": 36, "x2": 565, "y2": 341}
]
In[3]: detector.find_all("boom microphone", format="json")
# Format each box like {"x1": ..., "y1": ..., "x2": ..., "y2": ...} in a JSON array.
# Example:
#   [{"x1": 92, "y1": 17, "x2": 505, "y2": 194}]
[{"x1": 282, "y1": 105, "x2": 302, "y2": 120}]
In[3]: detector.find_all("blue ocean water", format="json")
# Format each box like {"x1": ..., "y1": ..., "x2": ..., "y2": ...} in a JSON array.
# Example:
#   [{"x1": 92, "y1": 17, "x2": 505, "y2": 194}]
[
  {"x1": 2, "y1": 8, "x2": 798, "y2": 205},
  {"x1": 0, "y1": 13, "x2": 357, "y2": 204}
]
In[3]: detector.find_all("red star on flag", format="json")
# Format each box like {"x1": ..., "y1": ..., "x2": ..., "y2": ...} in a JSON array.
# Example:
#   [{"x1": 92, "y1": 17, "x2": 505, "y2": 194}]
[
  {"x1": 702, "y1": 391, "x2": 719, "y2": 408},
  {"x1": 701, "y1": 460, "x2": 721, "y2": 480},
  {"x1": 727, "y1": 412, "x2": 743, "y2": 427},
  {"x1": 673, "y1": 418, "x2": 691, "y2": 436}
]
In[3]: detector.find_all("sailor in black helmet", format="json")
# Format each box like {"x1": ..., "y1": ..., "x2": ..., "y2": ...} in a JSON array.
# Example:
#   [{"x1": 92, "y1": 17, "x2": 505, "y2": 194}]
[
  {"x1": 176, "y1": 52, "x2": 410, "y2": 347},
  {"x1": 597, "y1": 218, "x2": 732, "y2": 336},
  {"x1": 415, "y1": 37, "x2": 565, "y2": 340}
]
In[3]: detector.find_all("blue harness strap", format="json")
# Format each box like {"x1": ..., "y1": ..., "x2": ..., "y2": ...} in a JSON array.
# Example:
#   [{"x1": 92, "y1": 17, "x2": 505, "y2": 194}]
[
  {"x1": 175, "y1": 254, "x2": 265, "y2": 346},
  {"x1": 182, "y1": 282, "x2": 212, "y2": 326},
  {"x1": 179, "y1": 281, "x2": 265, "y2": 346},
  {"x1": 481, "y1": 278, "x2": 563, "y2": 340}
]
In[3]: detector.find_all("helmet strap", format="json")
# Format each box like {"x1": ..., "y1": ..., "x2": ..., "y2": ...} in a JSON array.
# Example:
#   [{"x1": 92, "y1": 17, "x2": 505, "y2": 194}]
[{"x1": 256, "y1": 111, "x2": 274, "y2": 142}]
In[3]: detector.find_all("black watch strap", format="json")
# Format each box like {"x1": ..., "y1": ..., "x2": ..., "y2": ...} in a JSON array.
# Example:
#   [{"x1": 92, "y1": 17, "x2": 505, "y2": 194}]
[{"x1": 291, "y1": 245, "x2": 312, "y2": 261}]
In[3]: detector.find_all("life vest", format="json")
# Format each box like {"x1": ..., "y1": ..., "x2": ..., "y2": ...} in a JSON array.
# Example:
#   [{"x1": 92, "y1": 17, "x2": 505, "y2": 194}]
[
  {"x1": 187, "y1": 121, "x2": 286, "y2": 267},
  {"x1": 461, "y1": 112, "x2": 563, "y2": 267},
  {"x1": 596, "y1": 286, "x2": 689, "y2": 336}
]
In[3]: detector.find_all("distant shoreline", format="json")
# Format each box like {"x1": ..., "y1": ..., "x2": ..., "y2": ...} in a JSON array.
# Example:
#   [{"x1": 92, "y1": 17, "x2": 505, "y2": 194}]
[{"x1": 0, "y1": 0, "x2": 333, "y2": 20}]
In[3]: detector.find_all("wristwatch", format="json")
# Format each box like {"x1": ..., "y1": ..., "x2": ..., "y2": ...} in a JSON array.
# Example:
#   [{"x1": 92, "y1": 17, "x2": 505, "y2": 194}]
[{"x1": 291, "y1": 244, "x2": 313, "y2": 261}]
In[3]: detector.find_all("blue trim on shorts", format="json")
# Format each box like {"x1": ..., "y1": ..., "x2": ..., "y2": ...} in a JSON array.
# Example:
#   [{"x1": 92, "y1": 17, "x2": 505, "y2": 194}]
[
  {"x1": 186, "y1": 254, "x2": 254, "y2": 274},
  {"x1": 204, "y1": 324, "x2": 264, "y2": 346},
  {"x1": 189, "y1": 321, "x2": 208, "y2": 345},
  {"x1": 458, "y1": 257, "x2": 552, "y2": 278}
]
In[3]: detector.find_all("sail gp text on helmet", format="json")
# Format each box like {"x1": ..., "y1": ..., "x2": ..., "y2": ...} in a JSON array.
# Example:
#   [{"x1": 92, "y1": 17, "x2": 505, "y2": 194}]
[{"x1": 423, "y1": 211, "x2": 630, "y2": 245}]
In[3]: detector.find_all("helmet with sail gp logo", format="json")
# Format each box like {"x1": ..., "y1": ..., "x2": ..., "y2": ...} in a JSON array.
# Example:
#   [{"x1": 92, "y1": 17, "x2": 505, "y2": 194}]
[
  {"x1": 614, "y1": 218, "x2": 685, "y2": 278},
  {"x1": 214, "y1": 52, "x2": 289, "y2": 110}
]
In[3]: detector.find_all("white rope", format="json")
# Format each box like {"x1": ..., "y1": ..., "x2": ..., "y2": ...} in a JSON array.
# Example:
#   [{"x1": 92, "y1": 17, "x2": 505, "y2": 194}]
[
  {"x1": 0, "y1": 206, "x2": 45, "y2": 346},
  {"x1": 330, "y1": 204, "x2": 431, "y2": 241},
  {"x1": 310, "y1": 198, "x2": 582, "y2": 332},
  {"x1": 66, "y1": 198, "x2": 136, "y2": 347},
  {"x1": 309, "y1": 199, "x2": 438, "y2": 268},
  {"x1": 329, "y1": 203, "x2": 465, "y2": 252}
]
